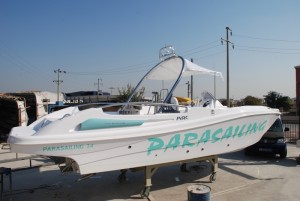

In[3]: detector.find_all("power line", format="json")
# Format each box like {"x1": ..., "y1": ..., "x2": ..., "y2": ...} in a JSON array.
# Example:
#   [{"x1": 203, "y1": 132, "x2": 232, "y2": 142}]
[
  {"x1": 181, "y1": 40, "x2": 220, "y2": 55},
  {"x1": 67, "y1": 41, "x2": 224, "y2": 76},
  {"x1": 235, "y1": 47, "x2": 300, "y2": 55},
  {"x1": 0, "y1": 40, "x2": 50, "y2": 79},
  {"x1": 67, "y1": 66, "x2": 149, "y2": 76},
  {"x1": 235, "y1": 45, "x2": 300, "y2": 51},
  {"x1": 192, "y1": 50, "x2": 226, "y2": 60},
  {"x1": 182, "y1": 44, "x2": 222, "y2": 57},
  {"x1": 233, "y1": 34, "x2": 300, "y2": 43}
]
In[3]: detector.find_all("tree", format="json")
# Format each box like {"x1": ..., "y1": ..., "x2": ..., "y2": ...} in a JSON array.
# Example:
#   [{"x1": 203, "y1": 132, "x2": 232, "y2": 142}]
[
  {"x1": 243, "y1": 96, "x2": 263, "y2": 105},
  {"x1": 264, "y1": 91, "x2": 292, "y2": 111},
  {"x1": 220, "y1": 99, "x2": 233, "y2": 107},
  {"x1": 117, "y1": 84, "x2": 145, "y2": 102}
]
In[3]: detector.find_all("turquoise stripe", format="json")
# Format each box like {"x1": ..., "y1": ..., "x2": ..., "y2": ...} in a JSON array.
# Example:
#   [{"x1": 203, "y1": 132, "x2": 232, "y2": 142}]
[{"x1": 80, "y1": 118, "x2": 144, "y2": 130}]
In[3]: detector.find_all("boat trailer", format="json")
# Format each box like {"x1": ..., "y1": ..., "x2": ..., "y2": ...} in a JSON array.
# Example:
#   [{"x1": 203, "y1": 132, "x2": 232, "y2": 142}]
[{"x1": 118, "y1": 155, "x2": 218, "y2": 200}]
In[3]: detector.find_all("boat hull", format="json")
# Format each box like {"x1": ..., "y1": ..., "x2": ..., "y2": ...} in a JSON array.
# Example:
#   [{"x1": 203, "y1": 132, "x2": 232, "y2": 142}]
[{"x1": 9, "y1": 111, "x2": 278, "y2": 175}]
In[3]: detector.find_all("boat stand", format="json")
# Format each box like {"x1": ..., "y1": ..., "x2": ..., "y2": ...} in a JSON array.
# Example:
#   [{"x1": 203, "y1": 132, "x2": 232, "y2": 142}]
[{"x1": 138, "y1": 155, "x2": 218, "y2": 200}]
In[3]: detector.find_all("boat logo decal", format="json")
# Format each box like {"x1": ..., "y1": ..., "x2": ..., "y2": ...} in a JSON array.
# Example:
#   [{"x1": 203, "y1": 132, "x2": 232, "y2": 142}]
[
  {"x1": 42, "y1": 144, "x2": 94, "y2": 152},
  {"x1": 176, "y1": 116, "x2": 188, "y2": 120},
  {"x1": 147, "y1": 120, "x2": 267, "y2": 155}
]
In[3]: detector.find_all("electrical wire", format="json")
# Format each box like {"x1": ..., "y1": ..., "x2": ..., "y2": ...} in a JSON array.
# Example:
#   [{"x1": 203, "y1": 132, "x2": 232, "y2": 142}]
[
  {"x1": 235, "y1": 46, "x2": 300, "y2": 55},
  {"x1": 67, "y1": 41, "x2": 224, "y2": 76},
  {"x1": 0, "y1": 40, "x2": 50, "y2": 79},
  {"x1": 66, "y1": 57, "x2": 159, "y2": 76},
  {"x1": 182, "y1": 44, "x2": 223, "y2": 58},
  {"x1": 192, "y1": 50, "x2": 226, "y2": 61},
  {"x1": 223, "y1": 33, "x2": 300, "y2": 54},
  {"x1": 180, "y1": 40, "x2": 220, "y2": 55},
  {"x1": 233, "y1": 34, "x2": 300, "y2": 43},
  {"x1": 2, "y1": 33, "x2": 299, "y2": 80},
  {"x1": 235, "y1": 45, "x2": 300, "y2": 51}
]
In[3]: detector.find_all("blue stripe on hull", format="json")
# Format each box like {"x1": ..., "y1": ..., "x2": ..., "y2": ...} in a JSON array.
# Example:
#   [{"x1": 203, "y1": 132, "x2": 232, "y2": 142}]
[{"x1": 80, "y1": 119, "x2": 144, "y2": 130}]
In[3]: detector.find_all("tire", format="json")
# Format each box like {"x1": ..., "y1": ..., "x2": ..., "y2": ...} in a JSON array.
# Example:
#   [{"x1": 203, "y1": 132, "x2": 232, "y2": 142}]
[
  {"x1": 297, "y1": 157, "x2": 300, "y2": 165},
  {"x1": 279, "y1": 147, "x2": 287, "y2": 159}
]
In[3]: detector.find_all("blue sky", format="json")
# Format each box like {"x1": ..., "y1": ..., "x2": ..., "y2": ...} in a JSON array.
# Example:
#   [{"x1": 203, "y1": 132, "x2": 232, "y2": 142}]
[{"x1": 0, "y1": 0, "x2": 299, "y2": 99}]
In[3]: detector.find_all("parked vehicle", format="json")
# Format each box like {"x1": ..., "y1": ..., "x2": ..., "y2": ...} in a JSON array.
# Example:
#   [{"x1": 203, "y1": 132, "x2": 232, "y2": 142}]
[{"x1": 245, "y1": 117, "x2": 289, "y2": 158}]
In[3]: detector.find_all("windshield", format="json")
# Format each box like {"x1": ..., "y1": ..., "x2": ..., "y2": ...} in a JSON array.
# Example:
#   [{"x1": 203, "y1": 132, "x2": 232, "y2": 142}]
[{"x1": 267, "y1": 119, "x2": 283, "y2": 132}]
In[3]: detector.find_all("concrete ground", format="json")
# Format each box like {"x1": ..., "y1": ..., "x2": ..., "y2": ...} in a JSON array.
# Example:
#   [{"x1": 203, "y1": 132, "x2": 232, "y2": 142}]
[{"x1": 1, "y1": 143, "x2": 300, "y2": 201}]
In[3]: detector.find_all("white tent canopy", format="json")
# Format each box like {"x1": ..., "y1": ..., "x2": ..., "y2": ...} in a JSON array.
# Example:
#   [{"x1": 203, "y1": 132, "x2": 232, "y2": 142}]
[{"x1": 145, "y1": 57, "x2": 223, "y2": 80}]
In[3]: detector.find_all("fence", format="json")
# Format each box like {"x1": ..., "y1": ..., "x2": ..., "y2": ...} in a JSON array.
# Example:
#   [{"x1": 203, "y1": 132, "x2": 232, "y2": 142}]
[{"x1": 282, "y1": 117, "x2": 299, "y2": 143}]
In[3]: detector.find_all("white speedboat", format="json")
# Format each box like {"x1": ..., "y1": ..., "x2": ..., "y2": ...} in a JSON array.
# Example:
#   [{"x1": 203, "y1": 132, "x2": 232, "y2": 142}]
[{"x1": 8, "y1": 46, "x2": 280, "y2": 175}]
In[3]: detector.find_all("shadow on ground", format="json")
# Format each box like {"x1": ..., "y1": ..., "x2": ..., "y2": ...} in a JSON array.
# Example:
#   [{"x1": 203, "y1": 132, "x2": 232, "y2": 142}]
[{"x1": 3, "y1": 161, "x2": 214, "y2": 201}]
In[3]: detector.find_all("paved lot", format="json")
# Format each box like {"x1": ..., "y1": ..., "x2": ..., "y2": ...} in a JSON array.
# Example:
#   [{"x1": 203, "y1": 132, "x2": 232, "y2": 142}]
[{"x1": 1, "y1": 143, "x2": 300, "y2": 201}]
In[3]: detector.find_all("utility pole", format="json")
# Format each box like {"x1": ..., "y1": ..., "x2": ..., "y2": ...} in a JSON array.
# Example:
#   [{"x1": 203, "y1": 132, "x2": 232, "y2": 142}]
[
  {"x1": 94, "y1": 78, "x2": 102, "y2": 101},
  {"x1": 53, "y1": 68, "x2": 66, "y2": 102},
  {"x1": 221, "y1": 27, "x2": 234, "y2": 107},
  {"x1": 97, "y1": 79, "x2": 100, "y2": 101},
  {"x1": 109, "y1": 87, "x2": 115, "y2": 95},
  {"x1": 190, "y1": 58, "x2": 194, "y2": 102}
]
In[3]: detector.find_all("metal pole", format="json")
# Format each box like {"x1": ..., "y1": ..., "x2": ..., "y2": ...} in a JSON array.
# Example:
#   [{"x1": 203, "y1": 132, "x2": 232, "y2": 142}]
[
  {"x1": 57, "y1": 70, "x2": 60, "y2": 101},
  {"x1": 97, "y1": 78, "x2": 100, "y2": 102},
  {"x1": 186, "y1": 81, "x2": 190, "y2": 98},
  {"x1": 221, "y1": 27, "x2": 233, "y2": 107},
  {"x1": 191, "y1": 58, "x2": 194, "y2": 101},
  {"x1": 226, "y1": 27, "x2": 230, "y2": 107},
  {"x1": 214, "y1": 72, "x2": 216, "y2": 108}
]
